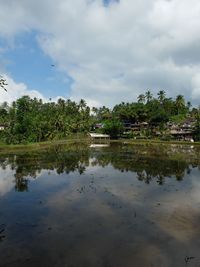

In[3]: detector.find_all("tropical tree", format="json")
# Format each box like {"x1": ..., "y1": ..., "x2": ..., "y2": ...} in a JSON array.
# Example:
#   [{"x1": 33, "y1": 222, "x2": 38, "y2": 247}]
[
  {"x1": 102, "y1": 119, "x2": 124, "y2": 139},
  {"x1": 157, "y1": 90, "x2": 166, "y2": 104},
  {"x1": 0, "y1": 76, "x2": 8, "y2": 91},
  {"x1": 187, "y1": 101, "x2": 192, "y2": 111},
  {"x1": 175, "y1": 94, "x2": 185, "y2": 115},
  {"x1": 93, "y1": 106, "x2": 111, "y2": 121},
  {"x1": 194, "y1": 107, "x2": 200, "y2": 141},
  {"x1": 145, "y1": 90, "x2": 153, "y2": 103},
  {"x1": 137, "y1": 94, "x2": 145, "y2": 104},
  {"x1": 0, "y1": 90, "x2": 197, "y2": 144},
  {"x1": 162, "y1": 97, "x2": 175, "y2": 116},
  {"x1": 0, "y1": 102, "x2": 9, "y2": 124}
]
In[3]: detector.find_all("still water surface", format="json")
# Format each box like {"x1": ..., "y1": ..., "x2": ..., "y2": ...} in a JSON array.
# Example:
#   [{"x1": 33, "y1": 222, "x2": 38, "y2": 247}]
[{"x1": 0, "y1": 142, "x2": 200, "y2": 267}]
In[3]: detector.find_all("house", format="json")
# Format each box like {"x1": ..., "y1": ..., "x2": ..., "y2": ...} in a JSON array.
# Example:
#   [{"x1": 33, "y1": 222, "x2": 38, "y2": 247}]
[
  {"x1": 123, "y1": 122, "x2": 149, "y2": 133},
  {"x1": 167, "y1": 118, "x2": 196, "y2": 141}
]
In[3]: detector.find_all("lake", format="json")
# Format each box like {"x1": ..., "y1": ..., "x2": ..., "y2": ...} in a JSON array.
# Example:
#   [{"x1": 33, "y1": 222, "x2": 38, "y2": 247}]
[{"x1": 0, "y1": 142, "x2": 200, "y2": 267}]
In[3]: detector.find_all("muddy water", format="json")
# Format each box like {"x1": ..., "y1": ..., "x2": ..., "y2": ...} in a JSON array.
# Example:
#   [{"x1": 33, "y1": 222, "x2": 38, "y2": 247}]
[{"x1": 0, "y1": 142, "x2": 200, "y2": 267}]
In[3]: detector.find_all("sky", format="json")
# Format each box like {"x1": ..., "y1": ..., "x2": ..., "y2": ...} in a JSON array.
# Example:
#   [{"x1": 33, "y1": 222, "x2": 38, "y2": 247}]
[{"x1": 0, "y1": 0, "x2": 200, "y2": 107}]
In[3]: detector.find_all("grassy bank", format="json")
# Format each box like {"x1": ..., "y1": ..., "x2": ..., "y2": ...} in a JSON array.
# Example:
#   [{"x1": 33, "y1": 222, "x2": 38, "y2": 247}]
[
  {"x1": 0, "y1": 138, "x2": 90, "y2": 154},
  {"x1": 125, "y1": 139, "x2": 200, "y2": 146},
  {"x1": 0, "y1": 137, "x2": 200, "y2": 154}
]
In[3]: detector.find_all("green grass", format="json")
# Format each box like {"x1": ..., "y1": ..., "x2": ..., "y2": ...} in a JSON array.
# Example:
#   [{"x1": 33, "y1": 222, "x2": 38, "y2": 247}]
[
  {"x1": 0, "y1": 136, "x2": 200, "y2": 154},
  {"x1": 0, "y1": 138, "x2": 90, "y2": 153},
  {"x1": 120, "y1": 138, "x2": 200, "y2": 146}
]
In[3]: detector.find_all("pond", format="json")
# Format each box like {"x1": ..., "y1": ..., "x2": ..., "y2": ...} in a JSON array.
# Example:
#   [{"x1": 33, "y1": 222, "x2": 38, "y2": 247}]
[{"x1": 0, "y1": 142, "x2": 200, "y2": 267}]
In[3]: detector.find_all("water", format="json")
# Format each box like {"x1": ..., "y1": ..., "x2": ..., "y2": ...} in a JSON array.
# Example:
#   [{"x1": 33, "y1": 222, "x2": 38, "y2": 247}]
[{"x1": 0, "y1": 142, "x2": 200, "y2": 267}]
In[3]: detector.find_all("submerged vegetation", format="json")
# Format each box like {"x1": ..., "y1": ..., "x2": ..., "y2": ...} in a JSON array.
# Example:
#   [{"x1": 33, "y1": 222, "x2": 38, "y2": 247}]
[{"x1": 0, "y1": 90, "x2": 199, "y2": 144}]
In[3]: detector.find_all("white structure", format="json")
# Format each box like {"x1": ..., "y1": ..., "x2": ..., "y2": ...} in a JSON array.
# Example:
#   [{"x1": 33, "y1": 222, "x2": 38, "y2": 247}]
[
  {"x1": 88, "y1": 133, "x2": 110, "y2": 139},
  {"x1": 90, "y1": 144, "x2": 110, "y2": 148}
]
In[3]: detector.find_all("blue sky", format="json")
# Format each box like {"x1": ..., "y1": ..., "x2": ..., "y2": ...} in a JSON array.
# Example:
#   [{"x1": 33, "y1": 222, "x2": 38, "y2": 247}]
[
  {"x1": 0, "y1": 0, "x2": 200, "y2": 107},
  {"x1": 0, "y1": 31, "x2": 73, "y2": 99}
]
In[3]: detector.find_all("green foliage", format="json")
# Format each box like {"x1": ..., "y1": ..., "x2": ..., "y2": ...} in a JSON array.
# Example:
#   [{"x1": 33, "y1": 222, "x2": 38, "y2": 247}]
[
  {"x1": 1, "y1": 96, "x2": 92, "y2": 144},
  {"x1": 175, "y1": 95, "x2": 186, "y2": 114},
  {"x1": 0, "y1": 90, "x2": 197, "y2": 144},
  {"x1": 150, "y1": 111, "x2": 169, "y2": 125},
  {"x1": 194, "y1": 109, "x2": 200, "y2": 141},
  {"x1": 157, "y1": 90, "x2": 166, "y2": 104},
  {"x1": 101, "y1": 119, "x2": 124, "y2": 139},
  {"x1": 0, "y1": 76, "x2": 8, "y2": 91},
  {"x1": 137, "y1": 94, "x2": 145, "y2": 104},
  {"x1": 145, "y1": 90, "x2": 153, "y2": 103},
  {"x1": 170, "y1": 114, "x2": 186, "y2": 124}
]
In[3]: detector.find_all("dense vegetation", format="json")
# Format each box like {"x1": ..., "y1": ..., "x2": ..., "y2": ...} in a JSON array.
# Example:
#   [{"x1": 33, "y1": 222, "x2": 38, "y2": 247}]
[{"x1": 0, "y1": 90, "x2": 200, "y2": 144}]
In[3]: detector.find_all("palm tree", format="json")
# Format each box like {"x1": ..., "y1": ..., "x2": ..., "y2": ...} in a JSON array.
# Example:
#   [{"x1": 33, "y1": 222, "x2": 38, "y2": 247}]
[
  {"x1": 78, "y1": 99, "x2": 87, "y2": 112},
  {"x1": 187, "y1": 101, "x2": 192, "y2": 111},
  {"x1": 157, "y1": 90, "x2": 166, "y2": 104},
  {"x1": 175, "y1": 95, "x2": 185, "y2": 114},
  {"x1": 0, "y1": 76, "x2": 8, "y2": 91},
  {"x1": 137, "y1": 94, "x2": 145, "y2": 104},
  {"x1": 145, "y1": 90, "x2": 153, "y2": 103}
]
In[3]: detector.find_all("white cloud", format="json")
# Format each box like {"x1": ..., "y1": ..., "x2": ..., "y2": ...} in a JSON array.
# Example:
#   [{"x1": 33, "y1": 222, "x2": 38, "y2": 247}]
[
  {"x1": 0, "y1": 167, "x2": 15, "y2": 196},
  {"x1": 0, "y1": 74, "x2": 45, "y2": 103},
  {"x1": 191, "y1": 73, "x2": 200, "y2": 100},
  {"x1": 1, "y1": 0, "x2": 200, "y2": 106}
]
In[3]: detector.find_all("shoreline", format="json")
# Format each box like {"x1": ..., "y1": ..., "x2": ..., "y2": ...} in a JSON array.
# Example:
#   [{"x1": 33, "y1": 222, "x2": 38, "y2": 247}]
[
  {"x1": 0, "y1": 138, "x2": 200, "y2": 154},
  {"x1": 0, "y1": 138, "x2": 90, "y2": 153}
]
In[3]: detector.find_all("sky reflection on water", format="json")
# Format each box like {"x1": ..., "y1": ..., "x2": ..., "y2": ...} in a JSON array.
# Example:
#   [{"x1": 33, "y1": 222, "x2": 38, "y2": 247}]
[{"x1": 0, "y1": 142, "x2": 200, "y2": 267}]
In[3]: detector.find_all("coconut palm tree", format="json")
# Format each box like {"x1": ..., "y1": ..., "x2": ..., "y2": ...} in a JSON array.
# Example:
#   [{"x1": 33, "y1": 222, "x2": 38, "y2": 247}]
[
  {"x1": 187, "y1": 101, "x2": 192, "y2": 111},
  {"x1": 137, "y1": 94, "x2": 145, "y2": 104},
  {"x1": 175, "y1": 95, "x2": 185, "y2": 114},
  {"x1": 157, "y1": 90, "x2": 166, "y2": 104},
  {"x1": 145, "y1": 90, "x2": 153, "y2": 103}
]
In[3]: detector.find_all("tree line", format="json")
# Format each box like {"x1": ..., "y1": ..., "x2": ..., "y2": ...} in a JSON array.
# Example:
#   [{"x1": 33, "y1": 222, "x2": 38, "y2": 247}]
[{"x1": 0, "y1": 90, "x2": 200, "y2": 144}]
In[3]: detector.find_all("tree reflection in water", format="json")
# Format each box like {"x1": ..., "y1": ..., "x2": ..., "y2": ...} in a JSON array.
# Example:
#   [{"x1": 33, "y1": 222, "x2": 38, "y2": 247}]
[{"x1": 0, "y1": 142, "x2": 199, "y2": 192}]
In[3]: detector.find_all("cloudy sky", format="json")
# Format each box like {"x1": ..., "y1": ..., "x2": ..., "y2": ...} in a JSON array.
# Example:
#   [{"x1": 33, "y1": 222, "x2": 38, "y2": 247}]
[{"x1": 0, "y1": 0, "x2": 200, "y2": 107}]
